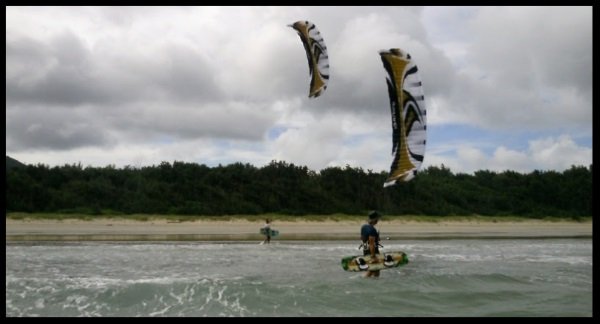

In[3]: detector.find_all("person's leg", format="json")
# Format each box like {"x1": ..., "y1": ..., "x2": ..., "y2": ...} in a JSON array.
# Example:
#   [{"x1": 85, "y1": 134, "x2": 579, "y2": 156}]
[{"x1": 364, "y1": 270, "x2": 380, "y2": 278}]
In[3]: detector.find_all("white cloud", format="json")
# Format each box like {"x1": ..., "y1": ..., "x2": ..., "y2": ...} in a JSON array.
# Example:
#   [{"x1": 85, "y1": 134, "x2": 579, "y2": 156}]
[
  {"x1": 489, "y1": 146, "x2": 531, "y2": 173},
  {"x1": 271, "y1": 113, "x2": 345, "y2": 170},
  {"x1": 529, "y1": 135, "x2": 593, "y2": 170},
  {"x1": 424, "y1": 134, "x2": 592, "y2": 175}
]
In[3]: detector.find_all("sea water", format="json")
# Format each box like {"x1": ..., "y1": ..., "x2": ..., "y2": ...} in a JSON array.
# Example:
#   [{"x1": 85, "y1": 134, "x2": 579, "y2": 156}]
[{"x1": 5, "y1": 239, "x2": 592, "y2": 317}]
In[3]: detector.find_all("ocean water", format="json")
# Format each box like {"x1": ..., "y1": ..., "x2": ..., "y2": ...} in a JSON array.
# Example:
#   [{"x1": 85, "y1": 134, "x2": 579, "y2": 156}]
[{"x1": 5, "y1": 239, "x2": 592, "y2": 317}]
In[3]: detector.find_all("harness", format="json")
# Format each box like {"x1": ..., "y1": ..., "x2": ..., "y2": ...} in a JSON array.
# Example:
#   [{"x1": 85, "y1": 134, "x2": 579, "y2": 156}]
[
  {"x1": 358, "y1": 241, "x2": 384, "y2": 250},
  {"x1": 359, "y1": 224, "x2": 383, "y2": 251}
]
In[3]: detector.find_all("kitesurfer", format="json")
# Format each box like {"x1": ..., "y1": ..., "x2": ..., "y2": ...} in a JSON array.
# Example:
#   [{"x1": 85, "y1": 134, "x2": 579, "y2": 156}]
[
  {"x1": 262, "y1": 218, "x2": 272, "y2": 244},
  {"x1": 361, "y1": 211, "x2": 382, "y2": 278}
]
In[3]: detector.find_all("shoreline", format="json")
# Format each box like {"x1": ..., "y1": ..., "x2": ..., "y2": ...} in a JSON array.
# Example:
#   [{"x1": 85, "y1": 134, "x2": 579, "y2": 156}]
[{"x1": 5, "y1": 218, "x2": 592, "y2": 241}]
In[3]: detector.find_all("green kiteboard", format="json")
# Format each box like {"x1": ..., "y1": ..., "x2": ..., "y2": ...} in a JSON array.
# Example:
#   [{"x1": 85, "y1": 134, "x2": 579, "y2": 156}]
[
  {"x1": 260, "y1": 228, "x2": 279, "y2": 237},
  {"x1": 341, "y1": 251, "x2": 408, "y2": 272}
]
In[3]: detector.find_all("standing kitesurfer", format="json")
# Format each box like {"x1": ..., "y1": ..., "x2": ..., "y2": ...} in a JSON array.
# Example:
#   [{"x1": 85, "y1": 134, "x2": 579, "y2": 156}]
[
  {"x1": 262, "y1": 218, "x2": 272, "y2": 244},
  {"x1": 361, "y1": 211, "x2": 381, "y2": 278}
]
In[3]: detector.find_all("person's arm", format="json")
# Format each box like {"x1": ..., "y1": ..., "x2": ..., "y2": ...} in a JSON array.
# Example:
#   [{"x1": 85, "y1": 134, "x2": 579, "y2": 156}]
[{"x1": 368, "y1": 236, "x2": 377, "y2": 259}]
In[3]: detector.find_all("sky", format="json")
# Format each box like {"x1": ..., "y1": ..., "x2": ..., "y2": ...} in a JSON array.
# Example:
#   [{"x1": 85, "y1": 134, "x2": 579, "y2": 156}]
[{"x1": 5, "y1": 6, "x2": 593, "y2": 175}]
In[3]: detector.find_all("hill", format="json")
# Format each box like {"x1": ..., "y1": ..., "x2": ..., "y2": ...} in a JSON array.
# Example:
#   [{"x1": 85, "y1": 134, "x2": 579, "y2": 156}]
[{"x1": 6, "y1": 156, "x2": 26, "y2": 171}]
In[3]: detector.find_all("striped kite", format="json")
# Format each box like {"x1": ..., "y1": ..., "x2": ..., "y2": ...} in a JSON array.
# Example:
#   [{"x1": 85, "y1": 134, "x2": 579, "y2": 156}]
[
  {"x1": 289, "y1": 20, "x2": 329, "y2": 98},
  {"x1": 379, "y1": 48, "x2": 427, "y2": 187}
]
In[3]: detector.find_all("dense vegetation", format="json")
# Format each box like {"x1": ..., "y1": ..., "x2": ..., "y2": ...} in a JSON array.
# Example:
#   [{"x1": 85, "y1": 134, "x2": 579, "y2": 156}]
[{"x1": 5, "y1": 159, "x2": 592, "y2": 218}]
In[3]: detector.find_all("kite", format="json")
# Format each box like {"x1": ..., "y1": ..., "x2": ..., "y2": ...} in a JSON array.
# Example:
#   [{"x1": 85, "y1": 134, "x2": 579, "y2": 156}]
[
  {"x1": 379, "y1": 48, "x2": 427, "y2": 187},
  {"x1": 289, "y1": 20, "x2": 329, "y2": 98}
]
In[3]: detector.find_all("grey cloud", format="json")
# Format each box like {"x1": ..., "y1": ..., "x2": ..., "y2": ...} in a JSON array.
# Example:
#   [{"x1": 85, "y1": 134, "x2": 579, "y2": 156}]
[
  {"x1": 102, "y1": 101, "x2": 275, "y2": 143},
  {"x1": 468, "y1": 7, "x2": 592, "y2": 96},
  {"x1": 425, "y1": 7, "x2": 593, "y2": 132},
  {"x1": 7, "y1": 32, "x2": 133, "y2": 106},
  {"x1": 154, "y1": 45, "x2": 223, "y2": 103},
  {"x1": 6, "y1": 31, "x2": 222, "y2": 108},
  {"x1": 6, "y1": 106, "x2": 112, "y2": 151}
]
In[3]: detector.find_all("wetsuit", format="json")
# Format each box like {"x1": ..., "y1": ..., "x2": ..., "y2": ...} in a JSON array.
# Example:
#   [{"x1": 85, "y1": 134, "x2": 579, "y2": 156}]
[{"x1": 360, "y1": 223, "x2": 380, "y2": 256}]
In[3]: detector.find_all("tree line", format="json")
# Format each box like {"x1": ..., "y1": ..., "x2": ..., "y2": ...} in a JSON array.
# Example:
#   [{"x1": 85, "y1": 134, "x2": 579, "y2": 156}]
[{"x1": 5, "y1": 160, "x2": 592, "y2": 218}]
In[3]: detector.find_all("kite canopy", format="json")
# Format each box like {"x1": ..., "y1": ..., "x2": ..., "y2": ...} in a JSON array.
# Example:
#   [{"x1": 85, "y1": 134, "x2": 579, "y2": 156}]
[
  {"x1": 289, "y1": 20, "x2": 329, "y2": 98},
  {"x1": 379, "y1": 48, "x2": 427, "y2": 187}
]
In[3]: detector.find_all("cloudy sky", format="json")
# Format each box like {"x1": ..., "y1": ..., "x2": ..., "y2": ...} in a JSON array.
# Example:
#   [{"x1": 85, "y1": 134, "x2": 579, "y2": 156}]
[{"x1": 6, "y1": 6, "x2": 593, "y2": 174}]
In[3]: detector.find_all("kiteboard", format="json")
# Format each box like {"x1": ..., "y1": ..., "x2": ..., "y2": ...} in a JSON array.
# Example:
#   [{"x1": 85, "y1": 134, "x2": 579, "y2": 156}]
[
  {"x1": 259, "y1": 228, "x2": 279, "y2": 237},
  {"x1": 341, "y1": 251, "x2": 408, "y2": 272}
]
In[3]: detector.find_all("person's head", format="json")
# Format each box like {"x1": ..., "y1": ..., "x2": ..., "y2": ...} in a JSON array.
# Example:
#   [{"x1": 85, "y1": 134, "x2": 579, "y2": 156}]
[
  {"x1": 266, "y1": 218, "x2": 270, "y2": 223},
  {"x1": 368, "y1": 211, "x2": 381, "y2": 224}
]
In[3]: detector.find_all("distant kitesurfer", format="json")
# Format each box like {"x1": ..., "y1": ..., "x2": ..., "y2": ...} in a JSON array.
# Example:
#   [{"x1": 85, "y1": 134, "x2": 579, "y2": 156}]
[{"x1": 262, "y1": 218, "x2": 272, "y2": 244}]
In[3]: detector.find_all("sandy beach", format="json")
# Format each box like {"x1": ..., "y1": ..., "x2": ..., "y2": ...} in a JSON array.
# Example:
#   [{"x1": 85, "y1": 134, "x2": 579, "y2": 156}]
[{"x1": 5, "y1": 218, "x2": 592, "y2": 241}]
